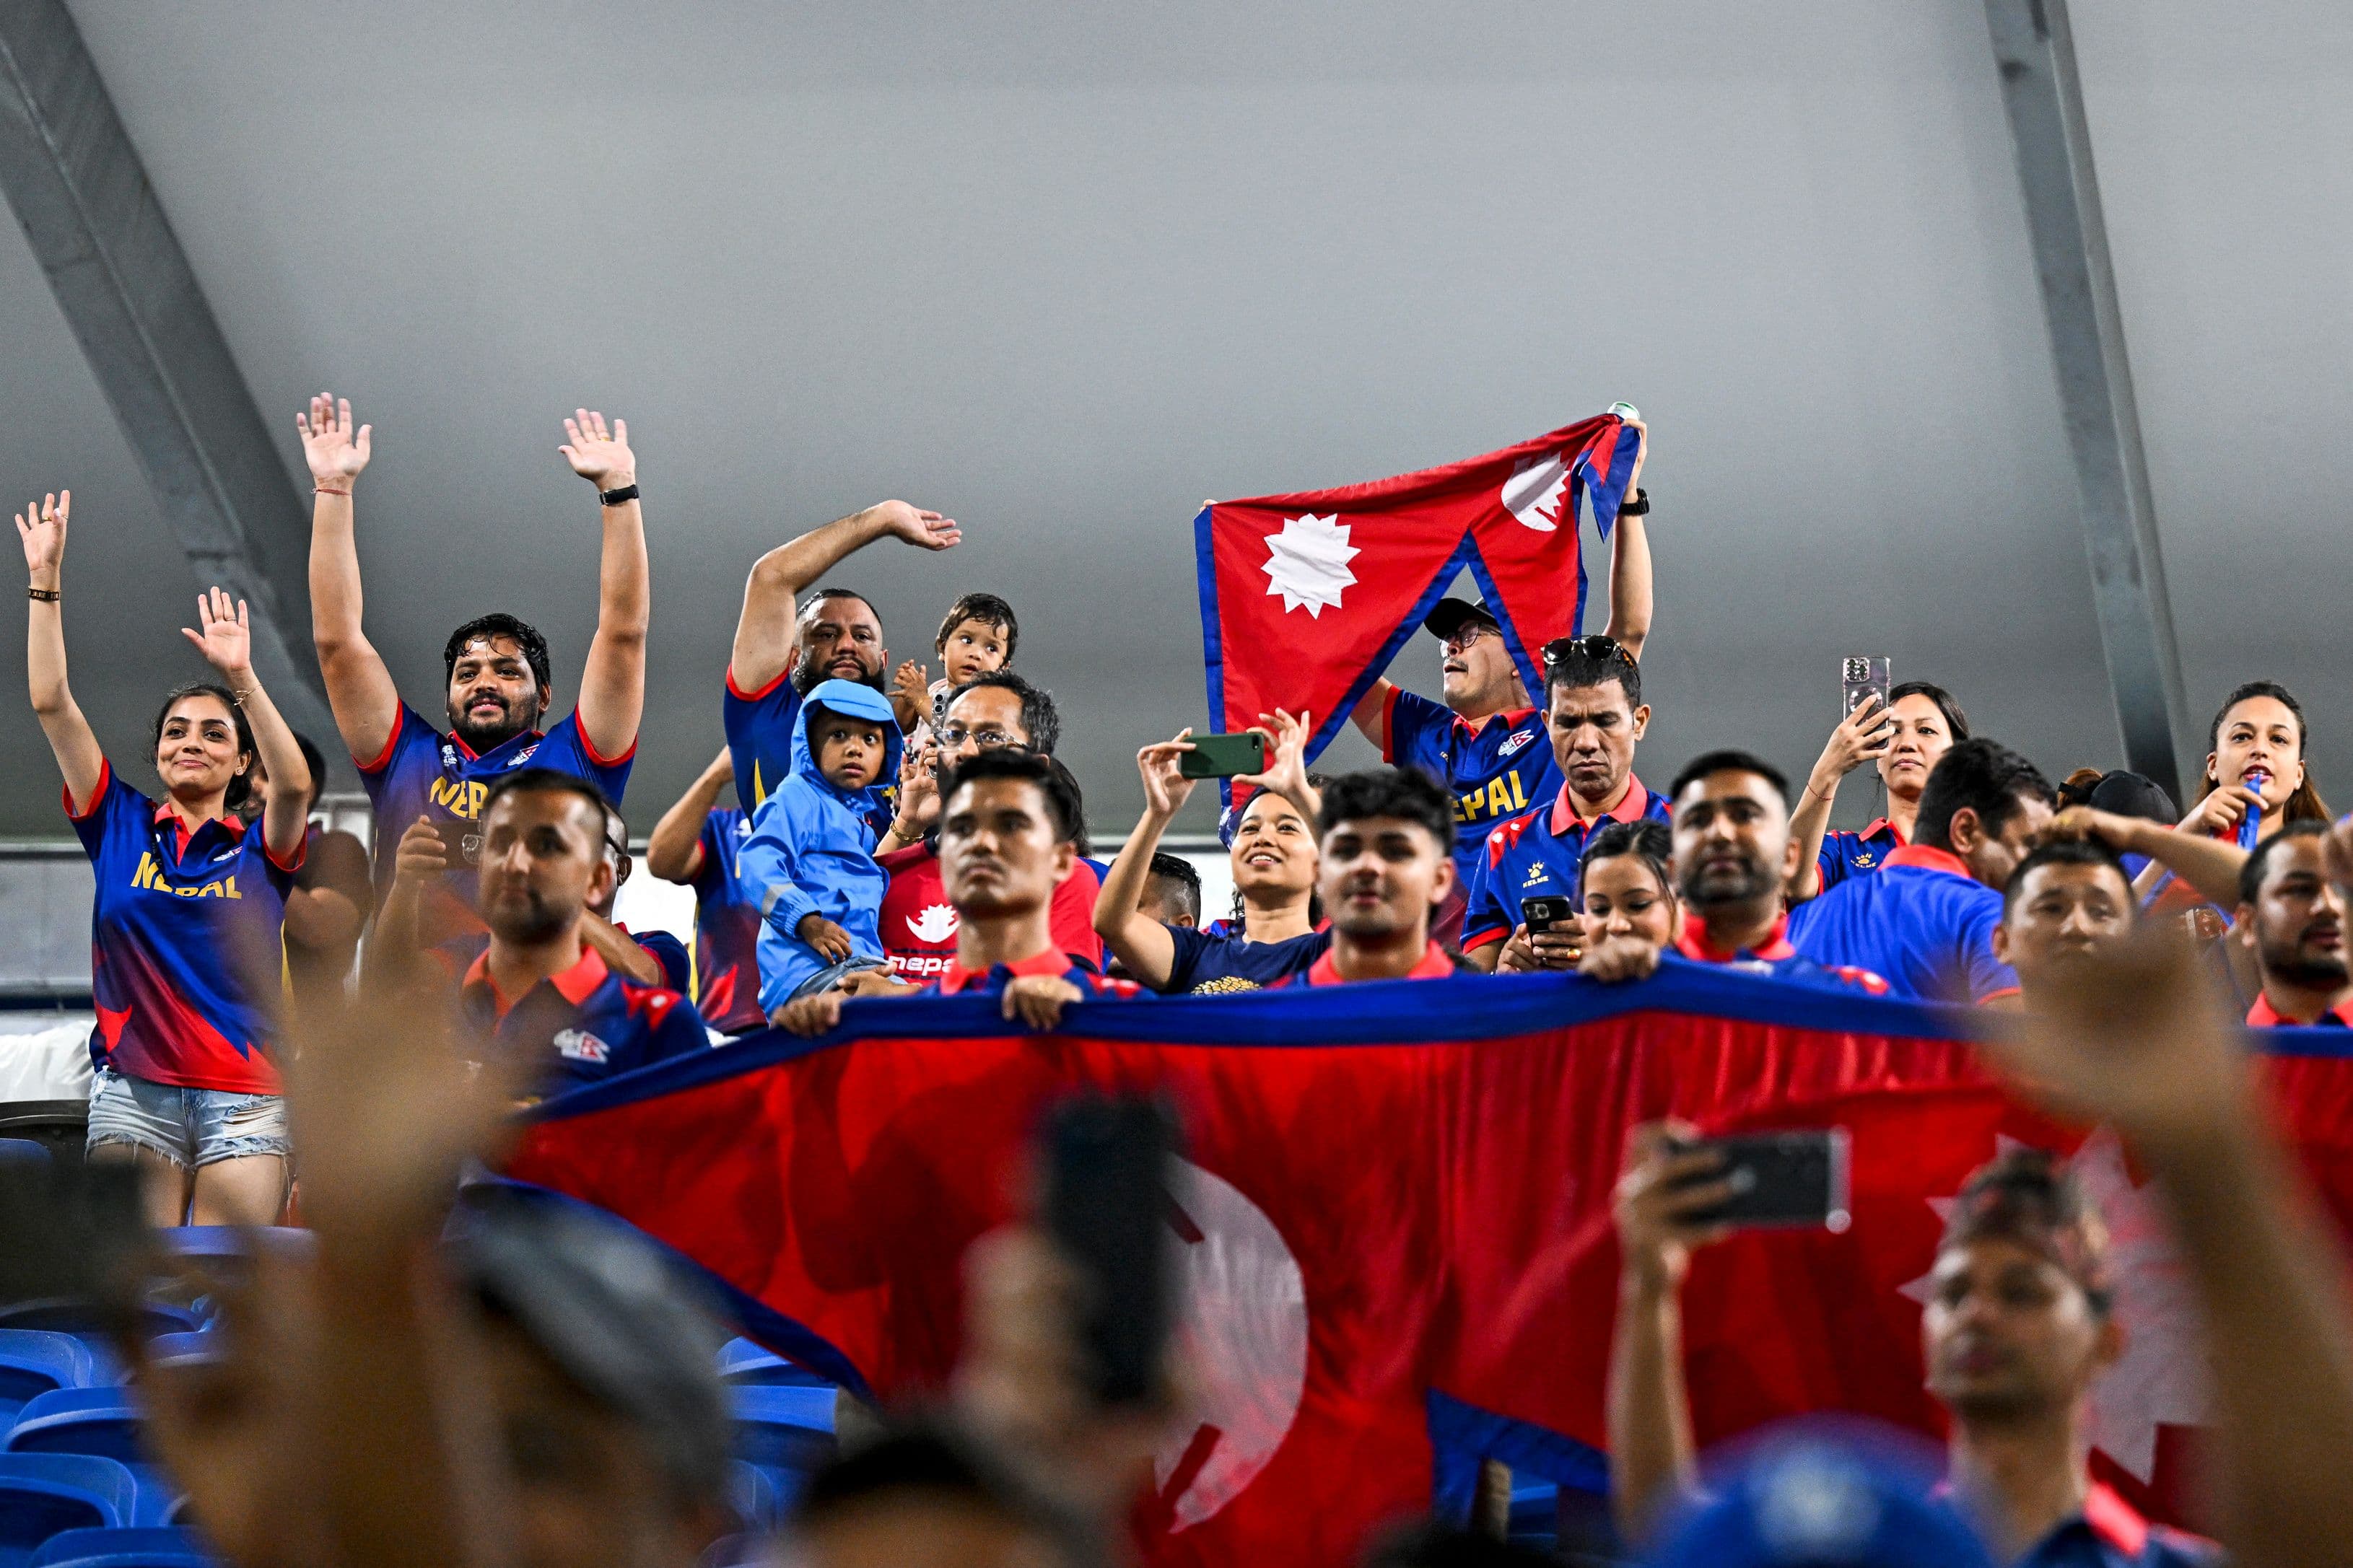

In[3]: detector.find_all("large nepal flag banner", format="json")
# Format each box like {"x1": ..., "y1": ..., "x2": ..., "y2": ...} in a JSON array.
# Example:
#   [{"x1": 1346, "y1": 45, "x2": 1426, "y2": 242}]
[
  {"x1": 500, "y1": 970, "x2": 2353, "y2": 1567},
  {"x1": 1193, "y1": 416, "x2": 1639, "y2": 767}
]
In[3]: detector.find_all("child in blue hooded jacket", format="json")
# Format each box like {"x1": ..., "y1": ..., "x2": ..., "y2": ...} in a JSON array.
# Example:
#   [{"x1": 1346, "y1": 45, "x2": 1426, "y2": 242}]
[{"x1": 739, "y1": 678, "x2": 904, "y2": 1014}]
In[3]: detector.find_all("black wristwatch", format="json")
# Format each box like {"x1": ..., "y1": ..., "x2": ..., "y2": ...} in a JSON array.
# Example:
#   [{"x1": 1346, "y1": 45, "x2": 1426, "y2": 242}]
[
  {"x1": 1617, "y1": 488, "x2": 1649, "y2": 517},
  {"x1": 599, "y1": 482, "x2": 641, "y2": 507}
]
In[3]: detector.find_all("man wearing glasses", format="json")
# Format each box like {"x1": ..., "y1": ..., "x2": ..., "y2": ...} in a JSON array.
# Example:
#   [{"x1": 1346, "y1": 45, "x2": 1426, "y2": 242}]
[
  {"x1": 1345, "y1": 456, "x2": 1653, "y2": 942},
  {"x1": 1459, "y1": 636, "x2": 1667, "y2": 970},
  {"x1": 857, "y1": 671, "x2": 1107, "y2": 987}
]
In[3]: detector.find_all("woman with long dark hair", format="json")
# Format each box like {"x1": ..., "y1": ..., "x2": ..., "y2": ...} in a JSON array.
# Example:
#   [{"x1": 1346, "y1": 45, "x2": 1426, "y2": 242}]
[{"x1": 21, "y1": 491, "x2": 313, "y2": 1225}]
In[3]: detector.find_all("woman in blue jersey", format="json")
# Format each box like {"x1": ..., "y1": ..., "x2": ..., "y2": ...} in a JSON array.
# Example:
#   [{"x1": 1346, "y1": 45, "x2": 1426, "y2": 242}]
[
  {"x1": 20, "y1": 491, "x2": 313, "y2": 1225},
  {"x1": 1787, "y1": 680, "x2": 1970, "y2": 901}
]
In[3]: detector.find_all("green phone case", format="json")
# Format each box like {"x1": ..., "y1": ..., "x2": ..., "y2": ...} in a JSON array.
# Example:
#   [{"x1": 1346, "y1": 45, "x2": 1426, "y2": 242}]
[{"x1": 1179, "y1": 732, "x2": 1269, "y2": 779}]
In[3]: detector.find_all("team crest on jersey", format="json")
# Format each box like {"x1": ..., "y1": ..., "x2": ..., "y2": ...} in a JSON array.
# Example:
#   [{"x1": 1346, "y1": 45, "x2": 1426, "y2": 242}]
[
  {"x1": 1498, "y1": 727, "x2": 1537, "y2": 759},
  {"x1": 1520, "y1": 862, "x2": 1555, "y2": 889},
  {"x1": 1854, "y1": 852, "x2": 1877, "y2": 869},
  {"x1": 551, "y1": 1028, "x2": 609, "y2": 1064},
  {"x1": 442, "y1": 743, "x2": 458, "y2": 766},
  {"x1": 515, "y1": 743, "x2": 539, "y2": 765}
]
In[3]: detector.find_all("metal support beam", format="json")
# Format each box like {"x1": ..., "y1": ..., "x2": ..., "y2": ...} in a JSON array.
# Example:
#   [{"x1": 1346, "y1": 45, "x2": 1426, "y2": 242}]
[
  {"x1": 0, "y1": 0, "x2": 335, "y2": 753},
  {"x1": 1984, "y1": 0, "x2": 2191, "y2": 805}
]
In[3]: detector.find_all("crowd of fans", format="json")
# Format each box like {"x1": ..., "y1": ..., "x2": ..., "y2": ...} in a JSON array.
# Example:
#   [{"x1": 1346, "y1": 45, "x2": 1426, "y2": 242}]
[{"x1": 12, "y1": 393, "x2": 2353, "y2": 1567}]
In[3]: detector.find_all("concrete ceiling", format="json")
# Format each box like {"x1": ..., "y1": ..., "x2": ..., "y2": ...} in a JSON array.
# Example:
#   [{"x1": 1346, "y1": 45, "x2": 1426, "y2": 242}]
[{"x1": 1, "y1": 1, "x2": 2346, "y2": 841}]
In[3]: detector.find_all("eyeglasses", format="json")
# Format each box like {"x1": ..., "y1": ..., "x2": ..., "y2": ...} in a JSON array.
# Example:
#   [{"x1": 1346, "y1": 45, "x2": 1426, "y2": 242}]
[
  {"x1": 937, "y1": 725, "x2": 1023, "y2": 750},
  {"x1": 1441, "y1": 623, "x2": 1496, "y2": 655},
  {"x1": 1542, "y1": 634, "x2": 1634, "y2": 668}
]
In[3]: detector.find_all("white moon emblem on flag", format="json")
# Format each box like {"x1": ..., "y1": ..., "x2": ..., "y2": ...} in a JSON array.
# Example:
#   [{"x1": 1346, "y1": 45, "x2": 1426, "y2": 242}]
[
  {"x1": 1156, "y1": 1158, "x2": 1310, "y2": 1530},
  {"x1": 1260, "y1": 513, "x2": 1359, "y2": 617},
  {"x1": 1501, "y1": 452, "x2": 1572, "y2": 533}
]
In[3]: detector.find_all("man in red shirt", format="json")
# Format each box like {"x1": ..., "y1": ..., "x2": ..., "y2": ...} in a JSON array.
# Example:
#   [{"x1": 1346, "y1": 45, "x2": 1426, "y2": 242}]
[
  {"x1": 777, "y1": 750, "x2": 1135, "y2": 1035},
  {"x1": 857, "y1": 673, "x2": 1102, "y2": 989},
  {"x1": 2235, "y1": 821, "x2": 2352, "y2": 1027},
  {"x1": 1280, "y1": 768, "x2": 1460, "y2": 986}
]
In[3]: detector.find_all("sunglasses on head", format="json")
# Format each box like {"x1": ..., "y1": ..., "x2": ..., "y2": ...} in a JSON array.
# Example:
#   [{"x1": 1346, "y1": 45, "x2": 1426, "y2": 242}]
[{"x1": 1542, "y1": 634, "x2": 1633, "y2": 667}]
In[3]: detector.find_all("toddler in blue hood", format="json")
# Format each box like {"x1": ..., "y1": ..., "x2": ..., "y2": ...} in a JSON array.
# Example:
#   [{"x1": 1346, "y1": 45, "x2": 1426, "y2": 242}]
[{"x1": 738, "y1": 678, "x2": 904, "y2": 1015}]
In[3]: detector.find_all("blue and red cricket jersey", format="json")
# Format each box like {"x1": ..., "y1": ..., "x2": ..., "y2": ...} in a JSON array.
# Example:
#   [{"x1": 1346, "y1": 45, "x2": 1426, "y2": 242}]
[
  {"x1": 878, "y1": 842, "x2": 1103, "y2": 984},
  {"x1": 460, "y1": 945, "x2": 709, "y2": 1098},
  {"x1": 723, "y1": 663, "x2": 895, "y2": 828},
  {"x1": 1460, "y1": 776, "x2": 1669, "y2": 952},
  {"x1": 1786, "y1": 844, "x2": 2019, "y2": 1004},
  {"x1": 621, "y1": 925, "x2": 692, "y2": 994},
  {"x1": 68, "y1": 761, "x2": 302, "y2": 1095},
  {"x1": 687, "y1": 806, "x2": 767, "y2": 1034},
  {"x1": 1817, "y1": 815, "x2": 1905, "y2": 893},
  {"x1": 1381, "y1": 688, "x2": 1560, "y2": 886},
  {"x1": 1275, "y1": 941, "x2": 1457, "y2": 986},
  {"x1": 1674, "y1": 912, "x2": 1890, "y2": 995},
  {"x1": 1157, "y1": 924, "x2": 1331, "y2": 994},
  {"x1": 2016, "y1": 1483, "x2": 2217, "y2": 1568},
  {"x1": 919, "y1": 946, "x2": 1140, "y2": 1000},
  {"x1": 356, "y1": 702, "x2": 633, "y2": 941},
  {"x1": 2248, "y1": 992, "x2": 2353, "y2": 1028}
]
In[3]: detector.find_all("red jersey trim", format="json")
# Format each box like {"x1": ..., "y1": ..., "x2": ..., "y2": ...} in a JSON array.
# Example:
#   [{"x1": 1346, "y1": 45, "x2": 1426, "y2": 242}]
[
  {"x1": 262, "y1": 830, "x2": 310, "y2": 875},
  {"x1": 1304, "y1": 941, "x2": 1454, "y2": 986},
  {"x1": 354, "y1": 707, "x2": 404, "y2": 774},
  {"x1": 1882, "y1": 844, "x2": 1973, "y2": 880},
  {"x1": 726, "y1": 661, "x2": 793, "y2": 703},
  {"x1": 1378, "y1": 684, "x2": 1404, "y2": 764},
  {"x1": 576, "y1": 721, "x2": 639, "y2": 768},
  {"x1": 2248, "y1": 991, "x2": 2353, "y2": 1027},
  {"x1": 1676, "y1": 912, "x2": 1794, "y2": 963},
  {"x1": 1461, "y1": 924, "x2": 1510, "y2": 952},
  {"x1": 2080, "y1": 1483, "x2": 2149, "y2": 1556},
  {"x1": 1548, "y1": 775, "x2": 1650, "y2": 836},
  {"x1": 1856, "y1": 816, "x2": 1906, "y2": 846},
  {"x1": 463, "y1": 943, "x2": 610, "y2": 1018},
  {"x1": 1451, "y1": 705, "x2": 1539, "y2": 741},
  {"x1": 1976, "y1": 986, "x2": 2022, "y2": 1007},
  {"x1": 935, "y1": 945, "x2": 1070, "y2": 994},
  {"x1": 64, "y1": 758, "x2": 112, "y2": 823}
]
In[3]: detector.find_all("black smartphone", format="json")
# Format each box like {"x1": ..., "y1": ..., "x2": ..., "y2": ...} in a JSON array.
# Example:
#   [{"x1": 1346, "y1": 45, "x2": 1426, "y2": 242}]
[
  {"x1": 1178, "y1": 732, "x2": 1269, "y2": 779},
  {"x1": 1668, "y1": 1129, "x2": 1851, "y2": 1232},
  {"x1": 1042, "y1": 1093, "x2": 1182, "y2": 1406},
  {"x1": 1520, "y1": 895, "x2": 1577, "y2": 935},
  {"x1": 0, "y1": 1160, "x2": 152, "y2": 1318}
]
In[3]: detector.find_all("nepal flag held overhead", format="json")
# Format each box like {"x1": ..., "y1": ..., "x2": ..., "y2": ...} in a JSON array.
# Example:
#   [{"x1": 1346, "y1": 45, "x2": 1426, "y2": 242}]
[{"x1": 1194, "y1": 416, "x2": 1640, "y2": 766}]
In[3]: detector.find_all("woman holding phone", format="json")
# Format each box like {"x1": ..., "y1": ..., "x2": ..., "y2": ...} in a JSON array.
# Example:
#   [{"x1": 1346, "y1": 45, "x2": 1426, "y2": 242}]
[
  {"x1": 1785, "y1": 680, "x2": 1970, "y2": 901},
  {"x1": 20, "y1": 491, "x2": 313, "y2": 1225}
]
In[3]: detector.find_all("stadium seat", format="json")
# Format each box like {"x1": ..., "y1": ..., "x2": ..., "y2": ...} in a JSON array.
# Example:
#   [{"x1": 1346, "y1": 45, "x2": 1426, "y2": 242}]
[
  {"x1": 727, "y1": 1384, "x2": 836, "y2": 1473},
  {"x1": 0, "y1": 1454, "x2": 152, "y2": 1565},
  {"x1": 4, "y1": 1390, "x2": 142, "y2": 1467},
  {"x1": 715, "y1": 1338, "x2": 828, "y2": 1387},
  {"x1": 1507, "y1": 1476, "x2": 1558, "y2": 1550},
  {"x1": 27, "y1": 1526, "x2": 212, "y2": 1567},
  {"x1": 131, "y1": 1339, "x2": 211, "y2": 1373},
  {"x1": 154, "y1": 1229, "x2": 310, "y2": 1263},
  {"x1": 0, "y1": 1336, "x2": 110, "y2": 1431},
  {"x1": 0, "y1": 1141, "x2": 50, "y2": 1167},
  {"x1": 0, "y1": 1308, "x2": 194, "y2": 1344},
  {"x1": 728, "y1": 1461, "x2": 777, "y2": 1530}
]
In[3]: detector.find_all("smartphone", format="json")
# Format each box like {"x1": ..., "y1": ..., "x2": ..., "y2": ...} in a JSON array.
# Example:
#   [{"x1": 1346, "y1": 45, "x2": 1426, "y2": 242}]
[
  {"x1": 1521, "y1": 895, "x2": 1578, "y2": 935},
  {"x1": 1668, "y1": 1129, "x2": 1851, "y2": 1233},
  {"x1": 0, "y1": 1160, "x2": 152, "y2": 1318},
  {"x1": 1042, "y1": 1093, "x2": 1182, "y2": 1407},
  {"x1": 1842, "y1": 656, "x2": 1892, "y2": 722},
  {"x1": 1179, "y1": 732, "x2": 1269, "y2": 780},
  {"x1": 426, "y1": 818, "x2": 481, "y2": 869}
]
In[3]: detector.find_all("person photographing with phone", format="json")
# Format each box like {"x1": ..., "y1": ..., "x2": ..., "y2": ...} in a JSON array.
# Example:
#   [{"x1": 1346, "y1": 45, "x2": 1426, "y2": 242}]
[
  {"x1": 1094, "y1": 710, "x2": 1331, "y2": 993},
  {"x1": 22, "y1": 490, "x2": 312, "y2": 1225},
  {"x1": 1787, "y1": 674, "x2": 1973, "y2": 901}
]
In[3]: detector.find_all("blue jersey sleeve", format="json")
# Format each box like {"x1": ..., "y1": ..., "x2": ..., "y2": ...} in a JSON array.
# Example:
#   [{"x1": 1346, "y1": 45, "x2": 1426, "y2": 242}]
[
  {"x1": 353, "y1": 702, "x2": 442, "y2": 809},
  {"x1": 1382, "y1": 686, "x2": 1451, "y2": 780},
  {"x1": 535, "y1": 712, "x2": 636, "y2": 806},
  {"x1": 632, "y1": 930, "x2": 692, "y2": 993},
  {"x1": 1461, "y1": 830, "x2": 1516, "y2": 950},
  {"x1": 1162, "y1": 922, "x2": 1214, "y2": 993},
  {"x1": 723, "y1": 667, "x2": 802, "y2": 812},
  {"x1": 64, "y1": 758, "x2": 134, "y2": 858},
  {"x1": 1958, "y1": 899, "x2": 2021, "y2": 1003}
]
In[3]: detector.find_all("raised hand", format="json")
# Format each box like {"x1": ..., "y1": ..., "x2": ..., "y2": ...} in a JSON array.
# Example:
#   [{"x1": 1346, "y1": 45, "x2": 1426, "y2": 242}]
[
  {"x1": 1619, "y1": 412, "x2": 1651, "y2": 496},
  {"x1": 1613, "y1": 1121, "x2": 1734, "y2": 1295},
  {"x1": 865, "y1": 499, "x2": 961, "y2": 553},
  {"x1": 393, "y1": 815, "x2": 454, "y2": 882},
  {"x1": 181, "y1": 586, "x2": 254, "y2": 678},
  {"x1": 1236, "y1": 707, "x2": 1318, "y2": 815},
  {"x1": 894, "y1": 740, "x2": 940, "y2": 834},
  {"x1": 16, "y1": 490, "x2": 68, "y2": 580},
  {"x1": 559, "y1": 408, "x2": 635, "y2": 489},
  {"x1": 891, "y1": 659, "x2": 932, "y2": 732},
  {"x1": 1806, "y1": 696, "x2": 1893, "y2": 795},
  {"x1": 296, "y1": 394, "x2": 371, "y2": 487},
  {"x1": 2180, "y1": 784, "x2": 2263, "y2": 840},
  {"x1": 1136, "y1": 730, "x2": 1200, "y2": 820}
]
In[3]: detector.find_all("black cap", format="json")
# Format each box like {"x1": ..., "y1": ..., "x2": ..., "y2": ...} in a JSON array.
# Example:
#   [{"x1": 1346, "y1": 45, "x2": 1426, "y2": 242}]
[
  {"x1": 448, "y1": 1183, "x2": 733, "y2": 1501},
  {"x1": 1421, "y1": 597, "x2": 1499, "y2": 642},
  {"x1": 2085, "y1": 770, "x2": 2178, "y2": 825}
]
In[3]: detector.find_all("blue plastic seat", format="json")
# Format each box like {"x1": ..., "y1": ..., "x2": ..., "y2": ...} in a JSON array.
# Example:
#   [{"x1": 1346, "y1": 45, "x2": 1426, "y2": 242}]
[
  {"x1": 132, "y1": 1339, "x2": 213, "y2": 1372},
  {"x1": 0, "y1": 1335, "x2": 110, "y2": 1431},
  {"x1": 0, "y1": 1306, "x2": 196, "y2": 1343},
  {"x1": 728, "y1": 1384, "x2": 835, "y2": 1475},
  {"x1": 28, "y1": 1526, "x2": 211, "y2": 1567},
  {"x1": 4, "y1": 1390, "x2": 143, "y2": 1467},
  {"x1": 1507, "y1": 1476, "x2": 1559, "y2": 1549},
  {"x1": 0, "y1": 1454, "x2": 148, "y2": 1567},
  {"x1": 154, "y1": 1229, "x2": 310, "y2": 1263},
  {"x1": 715, "y1": 1339, "x2": 828, "y2": 1388},
  {"x1": 0, "y1": 1140, "x2": 51, "y2": 1166}
]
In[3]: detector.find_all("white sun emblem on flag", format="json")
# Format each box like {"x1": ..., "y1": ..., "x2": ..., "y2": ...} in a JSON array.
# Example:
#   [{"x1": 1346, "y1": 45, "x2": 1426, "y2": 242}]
[
  {"x1": 1260, "y1": 513, "x2": 1359, "y2": 618},
  {"x1": 1899, "y1": 1129, "x2": 2209, "y2": 1481}
]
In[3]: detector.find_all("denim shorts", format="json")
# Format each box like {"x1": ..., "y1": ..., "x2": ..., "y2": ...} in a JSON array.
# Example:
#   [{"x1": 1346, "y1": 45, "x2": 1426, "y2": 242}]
[{"x1": 86, "y1": 1067, "x2": 290, "y2": 1168}]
